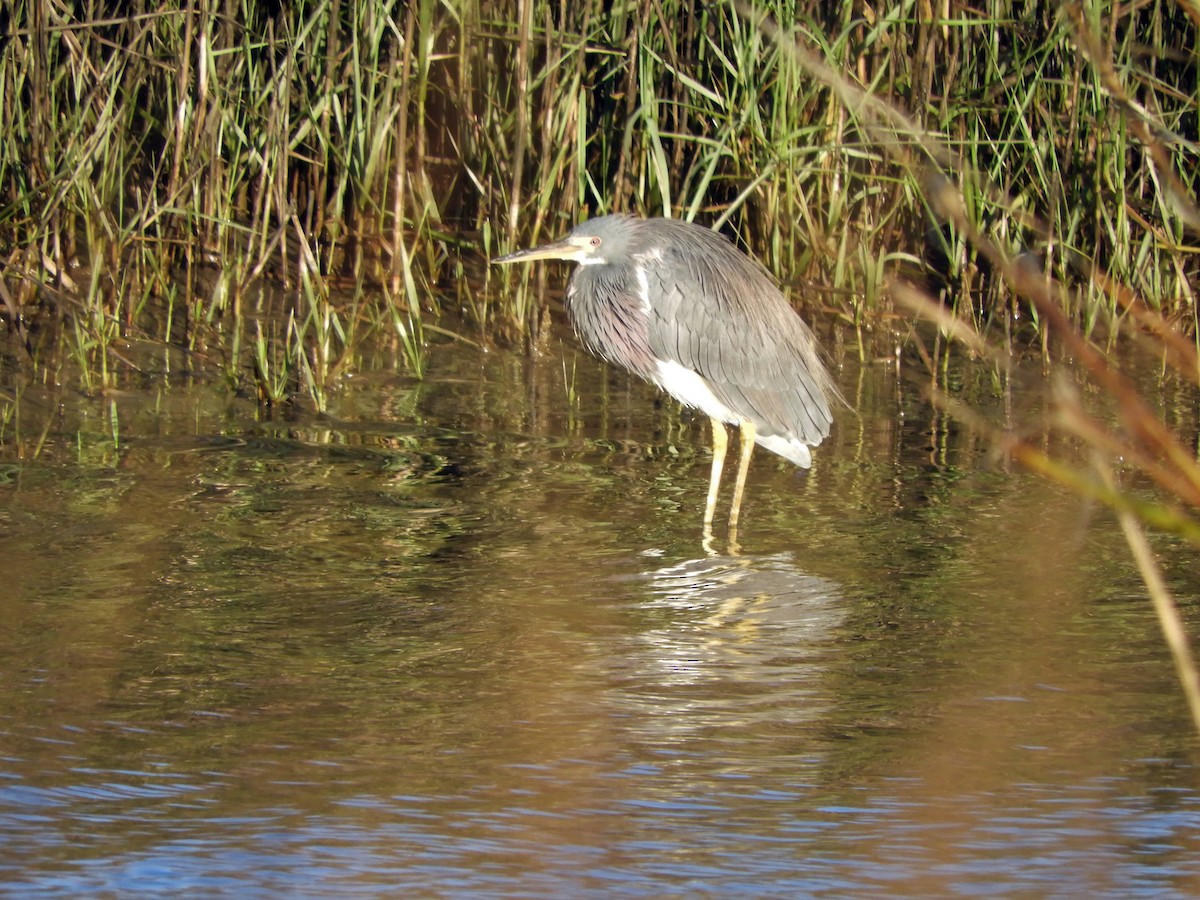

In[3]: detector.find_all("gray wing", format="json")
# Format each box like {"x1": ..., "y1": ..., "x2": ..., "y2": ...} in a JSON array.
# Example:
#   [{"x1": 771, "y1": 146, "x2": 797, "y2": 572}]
[{"x1": 642, "y1": 222, "x2": 837, "y2": 447}]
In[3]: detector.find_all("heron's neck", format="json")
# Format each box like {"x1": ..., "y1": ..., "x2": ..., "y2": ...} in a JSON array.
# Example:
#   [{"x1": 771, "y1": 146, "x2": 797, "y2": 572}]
[{"x1": 565, "y1": 266, "x2": 656, "y2": 381}]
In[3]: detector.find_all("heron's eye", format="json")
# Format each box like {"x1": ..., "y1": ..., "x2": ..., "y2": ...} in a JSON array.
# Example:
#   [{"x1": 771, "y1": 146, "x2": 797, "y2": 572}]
[{"x1": 588, "y1": 237, "x2": 601, "y2": 248}]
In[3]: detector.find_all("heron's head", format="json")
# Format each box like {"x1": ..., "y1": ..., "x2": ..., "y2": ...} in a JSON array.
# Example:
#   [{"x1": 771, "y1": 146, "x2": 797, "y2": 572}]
[{"x1": 491, "y1": 215, "x2": 638, "y2": 268}]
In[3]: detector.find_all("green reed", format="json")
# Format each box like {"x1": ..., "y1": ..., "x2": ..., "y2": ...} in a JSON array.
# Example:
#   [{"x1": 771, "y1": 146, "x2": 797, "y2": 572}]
[{"x1": 0, "y1": 0, "x2": 1195, "y2": 389}]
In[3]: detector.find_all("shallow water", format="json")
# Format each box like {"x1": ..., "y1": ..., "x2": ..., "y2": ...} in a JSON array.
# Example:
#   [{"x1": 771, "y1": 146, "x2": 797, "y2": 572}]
[{"x1": 1, "y1": 326, "x2": 1199, "y2": 896}]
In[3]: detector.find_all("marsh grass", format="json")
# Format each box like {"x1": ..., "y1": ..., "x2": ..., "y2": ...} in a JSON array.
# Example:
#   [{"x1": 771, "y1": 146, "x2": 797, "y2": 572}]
[
  {"x1": 1, "y1": 3, "x2": 1197, "y2": 486},
  {"x1": 2, "y1": 1, "x2": 1194, "y2": 349}
]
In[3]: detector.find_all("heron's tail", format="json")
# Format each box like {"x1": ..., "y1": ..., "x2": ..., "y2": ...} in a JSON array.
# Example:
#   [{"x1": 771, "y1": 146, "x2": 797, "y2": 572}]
[{"x1": 755, "y1": 433, "x2": 813, "y2": 469}]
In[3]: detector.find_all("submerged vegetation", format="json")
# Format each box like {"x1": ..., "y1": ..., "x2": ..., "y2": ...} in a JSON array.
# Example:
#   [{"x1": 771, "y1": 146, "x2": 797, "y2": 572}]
[{"x1": 2, "y1": 2, "x2": 1200, "y2": 707}]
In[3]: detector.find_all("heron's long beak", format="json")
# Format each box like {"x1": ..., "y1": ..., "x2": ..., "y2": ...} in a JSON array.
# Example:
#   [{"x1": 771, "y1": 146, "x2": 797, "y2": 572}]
[{"x1": 491, "y1": 236, "x2": 585, "y2": 265}]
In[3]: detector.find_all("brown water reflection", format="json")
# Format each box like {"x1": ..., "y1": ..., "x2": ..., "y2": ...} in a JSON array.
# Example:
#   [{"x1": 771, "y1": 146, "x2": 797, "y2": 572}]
[{"x1": 1, "y1": 331, "x2": 1199, "y2": 895}]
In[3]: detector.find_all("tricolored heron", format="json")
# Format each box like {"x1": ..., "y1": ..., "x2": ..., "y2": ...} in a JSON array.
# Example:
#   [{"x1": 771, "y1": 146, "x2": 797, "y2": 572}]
[{"x1": 492, "y1": 215, "x2": 838, "y2": 535}]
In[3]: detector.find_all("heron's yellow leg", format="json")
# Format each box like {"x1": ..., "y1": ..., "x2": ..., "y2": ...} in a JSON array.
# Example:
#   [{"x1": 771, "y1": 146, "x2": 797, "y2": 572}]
[
  {"x1": 728, "y1": 420, "x2": 757, "y2": 532},
  {"x1": 705, "y1": 417, "x2": 729, "y2": 527}
]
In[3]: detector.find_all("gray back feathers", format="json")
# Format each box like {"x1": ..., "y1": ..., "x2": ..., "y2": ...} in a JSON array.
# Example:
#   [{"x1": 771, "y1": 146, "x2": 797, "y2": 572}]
[{"x1": 564, "y1": 216, "x2": 837, "y2": 448}]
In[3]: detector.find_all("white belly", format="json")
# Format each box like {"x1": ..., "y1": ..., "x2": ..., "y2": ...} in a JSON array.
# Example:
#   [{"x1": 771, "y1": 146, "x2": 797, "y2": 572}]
[
  {"x1": 652, "y1": 358, "x2": 814, "y2": 468},
  {"x1": 653, "y1": 359, "x2": 739, "y2": 423}
]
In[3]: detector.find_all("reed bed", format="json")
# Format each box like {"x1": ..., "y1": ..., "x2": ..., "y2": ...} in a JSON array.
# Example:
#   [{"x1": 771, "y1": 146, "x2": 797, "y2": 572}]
[
  {"x1": 1, "y1": 4, "x2": 1197, "y2": 494},
  {"x1": 0, "y1": 1, "x2": 1193, "y2": 368}
]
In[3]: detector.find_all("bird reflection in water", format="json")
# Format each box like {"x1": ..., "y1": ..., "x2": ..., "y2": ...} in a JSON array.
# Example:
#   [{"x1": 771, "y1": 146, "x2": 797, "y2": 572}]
[{"x1": 611, "y1": 552, "x2": 847, "y2": 747}]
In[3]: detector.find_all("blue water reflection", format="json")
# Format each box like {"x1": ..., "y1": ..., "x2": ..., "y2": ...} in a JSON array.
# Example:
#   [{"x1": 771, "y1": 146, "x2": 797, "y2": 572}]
[{"x1": 4, "y1": 774, "x2": 1197, "y2": 896}]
